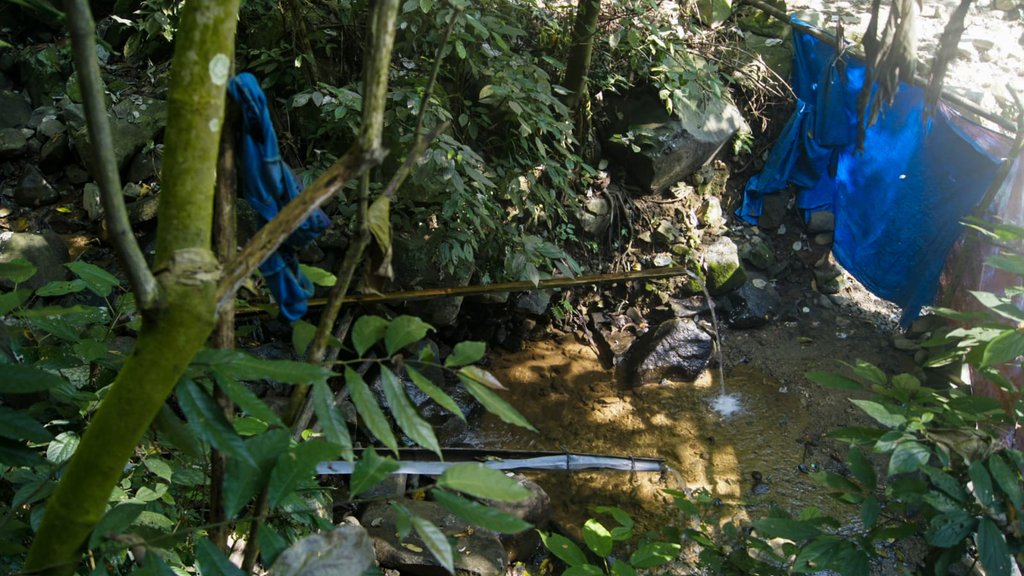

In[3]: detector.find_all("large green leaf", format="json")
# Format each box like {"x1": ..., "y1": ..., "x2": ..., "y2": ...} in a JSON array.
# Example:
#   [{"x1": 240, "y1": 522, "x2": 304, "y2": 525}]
[
  {"x1": 805, "y1": 371, "x2": 863, "y2": 391},
  {"x1": 925, "y1": 511, "x2": 975, "y2": 547},
  {"x1": 89, "y1": 503, "x2": 144, "y2": 549},
  {"x1": 437, "y1": 463, "x2": 530, "y2": 502},
  {"x1": 888, "y1": 440, "x2": 930, "y2": 476},
  {"x1": 46, "y1": 431, "x2": 79, "y2": 464},
  {"x1": 384, "y1": 315, "x2": 432, "y2": 356},
  {"x1": 352, "y1": 315, "x2": 389, "y2": 356},
  {"x1": 980, "y1": 329, "x2": 1024, "y2": 367},
  {"x1": 752, "y1": 518, "x2": 822, "y2": 541},
  {"x1": 0, "y1": 365, "x2": 65, "y2": 394},
  {"x1": 968, "y1": 460, "x2": 996, "y2": 508},
  {"x1": 628, "y1": 541, "x2": 680, "y2": 568},
  {"x1": 0, "y1": 438, "x2": 46, "y2": 467},
  {"x1": 987, "y1": 453, "x2": 1023, "y2": 511},
  {"x1": 539, "y1": 531, "x2": 587, "y2": 567},
  {"x1": 0, "y1": 287, "x2": 32, "y2": 316},
  {"x1": 458, "y1": 374, "x2": 536, "y2": 432},
  {"x1": 298, "y1": 264, "x2": 336, "y2": 287},
  {"x1": 35, "y1": 279, "x2": 86, "y2": 297},
  {"x1": 850, "y1": 399, "x2": 906, "y2": 428},
  {"x1": 458, "y1": 365, "x2": 505, "y2": 390},
  {"x1": 0, "y1": 405, "x2": 52, "y2": 442},
  {"x1": 291, "y1": 319, "x2": 317, "y2": 356},
  {"x1": 213, "y1": 371, "x2": 285, "y2": 428},
  {"x1": 444, "y1": 341, "x2": 486, "y2": 368},
  {"x1": 66, "y1": 261, "x2": 120, "y2": 297},
  {"x1": 350, "y1": 446, "x2": 400, "y2": 498},
  {"x1": 312, "y1": 381, "x2": 354, "y2": 461},
  {"x1": 344, "y1": 368, "x2": 398, "y2": 454},
  {"x1": 410, "y1": 515, "x2": 454, "y2": 574},
  {"x1": 406, "y1": 366, "x2": 465, "y2": 421},
  {"x1": 196, "y1": 537, "x2": 246, "y2": 576},
  {"x1": 177, "y1": 378, "x2": 253, "y2": 467},
  {"x1": 921, "y1": 466, "x2": 967, "y2": 502},
  {"x1": 224, "y1": 429, "x2": 289, "y2": 519},
  {"x1": 193, "y1": 348, "x2": 332, "y2": 386},
  {"x1": 380, "y1": 366, "x2": 440, "y2": 456},
  {"x1": 846, "y1": 446, "x2": 876, "y2": 490},
  {"x1": 431, "y1": 489, "x2": 531, "y2": 533},
  {"x1": 267, "y1": 439, "x2": 340, "y2": 508},
  {"x1": 845, "y1": 360, "x2": 887, "y2": 386},
  {"x1": 582, "y1": 518, "x2": 612, "y2": 557},
  {"x1": 0, "y1": 258, "x2": 36, "y2": 283},
  {"x1": 826, "y1": 426, "x2": 885, "y2": 445},
  {"x1": 977, "y1": 517, "x2": 1011, "y2": 576}
]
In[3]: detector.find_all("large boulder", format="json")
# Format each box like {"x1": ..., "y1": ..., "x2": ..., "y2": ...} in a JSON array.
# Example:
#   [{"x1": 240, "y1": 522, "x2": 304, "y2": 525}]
[
  {"x1": 621, "y1": 318, "x2": 713, "y2": 385},
  {"x1": 727, "y1": 276, "x2": 781, "y2": 329},
  {"x1": 485, "y1": 475, "x2": 551, "y2": 562},
  {"x1": 363, "y1": 499, "x2": 506, "y2": 576},
  {"x1": 603, "y1": 87, "x2": 747, "y2": 194},
  {"x1": 0, "y1": 90, "x2": 32, "y2": 129},
  {"x1": 0, "y1": 231, "x2": 69, "y2": 290},
  {"x1": 269, "y1": 524, "x2": 376, "y2": 576},
  {"x1": 71, "y1": 96, "x2": 166, "y2": 178}
]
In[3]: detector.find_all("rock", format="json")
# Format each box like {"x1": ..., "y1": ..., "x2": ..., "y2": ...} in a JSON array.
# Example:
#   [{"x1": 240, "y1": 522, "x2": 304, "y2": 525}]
[
  {"x1": 702, "y1": 236, "x2": 746, "y2": 295},
  {"x1": 807, "y1": 211, "x2": 835, "y2": 233},
  {"x1": 696, "y1": 0, "x2": 733, "y2": 28},
  {"x1": 485, "y1": 475, "x2": 551, "y2": 562},
  {"x1": 654, "y1": 219, "x2": 680, "y2": 243},
  {"x1": 363, "y1": 499, "x2": 506, "y2": 576},
  {"x1": 37, "y1": 115, "x2": 65, "y2": 139},
  {"x1": 58, "y1": 98, "x2": 87, "y2": 132},
  {"x1": 578, "y1": 194, "x2": 611, "y2": 237},
  {"x1": 28, "y1": 106, "x2": 59, "y2": 131},
  {"x1": 127, "y1": 144, "x2": 163, "y2": 183},
  {"x1": 514, "y1": 291, "x2": 551, "y2": 317},
  {"x1": 0, "y1": 90, "x2": 32, "y2": 129},
  {"x1": 993, "y1": 0, "x2": 1017, "y2": 11},
  {"x1": 66, "y1": 165, "x2": 90, "y2": 185},
  {"x1": 621, "y1": 318, "x2": 713, "y2": 384},
  {"x1": 0, "y1": 231, "x2": 69, "y2": 290},
  {"x1": 736, "y1": 0, "x2": 788, "y2": 37},
  {"x1": 813, "y1": 232, "x2": 833, "y2": 246},
  {"x1": 0, "y1": 127, "x2": 28, "y2": 159},
  {"x1": 39, "y1": 131, "x2": 70, "y2": 173},
  {"x1": 727, "y1": 276, "x2": 781, "y2": 329},
  {"x1": 812, "y1": 256, "x2": 844, "y2": 295},
  {"x1": 14, "y1": 166, "x2": 59, "y2": 207},
  {"x1": 129, "y1": 194, "x2": 161, "y2": 225},
  {"x1": 18, "y1": 45, "x2": 65, "y2": 107},
  {"x1": 71, "y1": 96, "x2": 167, "y2": 177},
  {"x1": 892, "y1": 335, "x2": 920, "y2": 351},
  {"x1": 698, "y1": 196, "x2": 725, "y2": 229},
  {"x1": 392, "y1": 232, "x2": 473, "y2": 327},
  {"x1": 83, "y1": 183, "x2": 103, "y2": 221},
  {"x1": 741, "y1": 237, "x2": 775, "y2": 271},
  {"x1": 270, "y1": 524, "x2": 376, "y2": 576},
  {"x1": 604, "y1": 87, "x2": 748, "y2": 193},
  {"x1": 758, "y1": 191, "x2": 789, "y2": 230}
]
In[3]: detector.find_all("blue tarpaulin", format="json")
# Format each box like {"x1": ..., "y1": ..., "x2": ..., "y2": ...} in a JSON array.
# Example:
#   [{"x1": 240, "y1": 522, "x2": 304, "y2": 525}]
[
  {"x1": 740, "y1": 20, "x2": 1011, "y2": 325},
  {"x1": 228, "y1": 73, "x2": 330, "y2": 322}
]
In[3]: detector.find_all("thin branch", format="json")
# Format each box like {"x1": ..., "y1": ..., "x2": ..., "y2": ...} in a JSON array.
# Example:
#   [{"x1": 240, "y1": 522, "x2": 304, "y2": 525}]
[{"x1": 66, "y1": 0, "x2": 158, "y2": 310}]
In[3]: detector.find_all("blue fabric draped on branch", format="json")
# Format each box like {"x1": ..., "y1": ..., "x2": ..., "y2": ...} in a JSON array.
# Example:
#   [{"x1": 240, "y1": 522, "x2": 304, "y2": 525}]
[
  {"x1": 228, "y1": 72, "x2": 330, "y2": 322},
  {"x1": 739, "y1": 19, "x2": 1009, "y2": 325}
]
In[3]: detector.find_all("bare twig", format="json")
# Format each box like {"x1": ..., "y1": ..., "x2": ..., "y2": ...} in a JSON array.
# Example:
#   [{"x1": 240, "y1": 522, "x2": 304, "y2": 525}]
[{"x1": 66, "y1": 0, "x2": 159, "y2": 310}]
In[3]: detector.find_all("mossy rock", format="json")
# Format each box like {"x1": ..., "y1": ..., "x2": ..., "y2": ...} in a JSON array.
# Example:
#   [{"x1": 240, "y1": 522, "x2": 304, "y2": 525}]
[{"x1": 703, "y1": 236, "x2": 747, "y2": 295}]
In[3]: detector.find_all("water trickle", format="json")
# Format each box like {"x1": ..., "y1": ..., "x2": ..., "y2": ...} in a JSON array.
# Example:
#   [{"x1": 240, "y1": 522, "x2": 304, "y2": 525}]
[{"x1": 692, "y1": 270, "x2": 740, "y2": 417}]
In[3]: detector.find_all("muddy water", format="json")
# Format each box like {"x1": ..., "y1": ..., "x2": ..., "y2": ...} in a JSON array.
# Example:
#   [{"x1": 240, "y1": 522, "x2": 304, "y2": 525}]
[{"x1": 450, "y1": 337, "x2": 850, "y2": 537}]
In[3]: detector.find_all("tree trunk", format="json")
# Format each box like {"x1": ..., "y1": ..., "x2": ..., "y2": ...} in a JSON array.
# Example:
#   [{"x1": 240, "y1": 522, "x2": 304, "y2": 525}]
[
  {"x1": 562, "y1": 0, "x2": 601, "y2": 117},
  {"x1": 25, "y1": 1, "x2": 241, "y2": 573}
]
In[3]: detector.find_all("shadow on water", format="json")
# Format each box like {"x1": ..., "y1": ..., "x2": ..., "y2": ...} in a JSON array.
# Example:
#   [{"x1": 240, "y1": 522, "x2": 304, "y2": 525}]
[{"x1": 443, "y1": 337, "x2": 853, "y2": 538}]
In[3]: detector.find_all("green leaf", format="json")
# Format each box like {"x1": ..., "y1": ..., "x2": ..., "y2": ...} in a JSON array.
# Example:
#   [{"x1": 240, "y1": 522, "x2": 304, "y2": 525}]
[
  {"x1": 89, "y1": 503, "x2": 144, "y2": 549},
  {"x1": 224, "y1": 429, "x2": 289, "y2": 519},
  {"x1": 0, "y1": 258, "x2": 37, "y2": 283},
  {"x1": 367, "y1": 195, "x2": 391, "y2": 252},
  {"x1": 352, "y1": 315, "x2": 389, "y2": 356},
  {"x1": 419, "y1": 0, "x2": 433, "y2": 13},
  {"x1": 444, "y1": 341, "x2": 486, "y2": 368},
  {"x1": 292, "y1": 319, "x2": 317, "y2": 356},
  {"x1": 134, "y1": 511, "x2": 174, "y2": 530},
  {"x1": 74, "y1": 338, "x2": 108, "y2": 362},
  {"x1": 925, "y1": 511, "x2": 975, "y2": 547},
  {"x1": 299, "y1": 264, "x2": 336, "y2": 287},
  {"x1": 564, "y1": 566, "x2": 605, "y2": 576},
  {"x1": 752, "y1": 518, "x2": 822, "y2": 541},
  {"x1": 233, "y1": 417, "x2": 268, "y2": 436},
  {"x1": 629, "y1": 541, "x2": 680, "y2": 568},
  {"x1": 350, "y1": 446, "x2": 400, "y2": 498},
  {"x1": 0, "y1": 287, "x2": 32, "y2": 315},
  {"x1": 826, "y1": 426, "x2": 885, "y2": 444},
  {"x1": 805, "y1": 371, "x2": 863, "y2": 390},
  {"x1": 850, "y1": 399, "x2": 906, "y2": 428},
  {"x1": 845, "y1": 360, "x2": 887, "y2": 386},
  {"x1": 385, "y1": 315, "x2": 432, "y2": 356},
  {"x1": 67, "y1": 260, "x2": 120, "y2": 297},
  {"x1": 214, "y1": 371, "x2": 285, "y2": 428},
  {"x1": 582, "y1": 518, "x2": 612, "y2": 557},
  {"x1": 406, "y1": 366, "x2": 465, "y2": 421},
  {"x1": 0, "y1": 438, "x2": 46, "y2": 466},
  {"x1": 977, "y1": 517, "x2": 1011, "y2": 576},
  {"x1": 0, "y1": 405, "x2": 52, "y2": 442},
  {"x1": 438, "y1": 463, "x2": 531, "y2": 502},
  {"x1": 193, "y1": 348, "x2": 332, "y2": 386},
  {"x1": 860, "y1": 494, "x2": 881, "y2": 529},
  {"x1": 345, "y1": 368, "x2": 398, "y2": 454},
  {"x1": 143, "y1": 457, "x2": 173, "y2": 482},
  {"x1": 792, "y1": 536, "x2": 845, "y2": 572},
  {"x1": 380, "y1": 366, "x2": 440, "y2": 456},
  {"x1": 0, "y1": 365, "x2": 65, "y2": 394},
  {"x1": 312, "y1": 381, "x2": 353, "y2": 461},
  {"x1": 458, "y1": 365, "x2": 505, "y2": 390},
  {"x1": 411, "y1": 515, "x2": 454, "y2": 574},
  {"x1": 196, "y1": 537, "x2": 246, "y2": 576},
  {"x1": 35, "y1": 279, "x2": 86, "y2": 296},
  {"x1": 257, "y1": 525, "x2": 289, "y2": 568},
  {"x1": 540, "y1": 531, "x2": 587, "y2": 567},
  {"x1": 921, "y1": 466, "x2": 967, "y2": 502},
  {"x1": 135, "y1": 554, "x2": 179, "y2": 576},
  {"x1": 968, "y1": 460, "x2": 996, "y2": 508},
  {"x1": 847, "y1": 446, "x2": 876, "y2": 490},
  {"x1": 888, "y1": 440, "x2": 931, "y2": 475},
  {"x1": 177, "y1": 378, "x2": 254, "y2": 467},
  {"x1": 458, "y1": 374, "x2": 536, "y2": 432},
  {"x1": 46, "y1": 431, "x2": 79, "y2": 464},
  {"x1": 980, "y1": 329, "x2": 1024, "y2": 367},
  {"x1": 432, "y1": 489, "x2": 531, "y2": 533},
  {"x1": 268, "y1": 439, "x2": 341, "y2": 509},
  {"x1": 987, "y1": 454, "x2": 1023, "y2": 511}
]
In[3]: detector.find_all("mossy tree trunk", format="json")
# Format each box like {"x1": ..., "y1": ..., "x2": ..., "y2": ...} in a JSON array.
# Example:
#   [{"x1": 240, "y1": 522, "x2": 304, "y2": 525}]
[
  {"x1": 562, "y1": 0, "x2": 601, "y2": 142},
  {"x1": 25, "y1": 1, "x2": 241, "y2": 573}
]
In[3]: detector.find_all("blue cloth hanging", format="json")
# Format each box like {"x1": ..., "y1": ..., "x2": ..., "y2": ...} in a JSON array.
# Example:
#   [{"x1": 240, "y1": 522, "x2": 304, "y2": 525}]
[
  {"x1": 739, "y1": 20, "x2": 1006, "y2": 325},
  {"x1": 228, "y1": 72, "x2": 330, "y2": 322}
]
